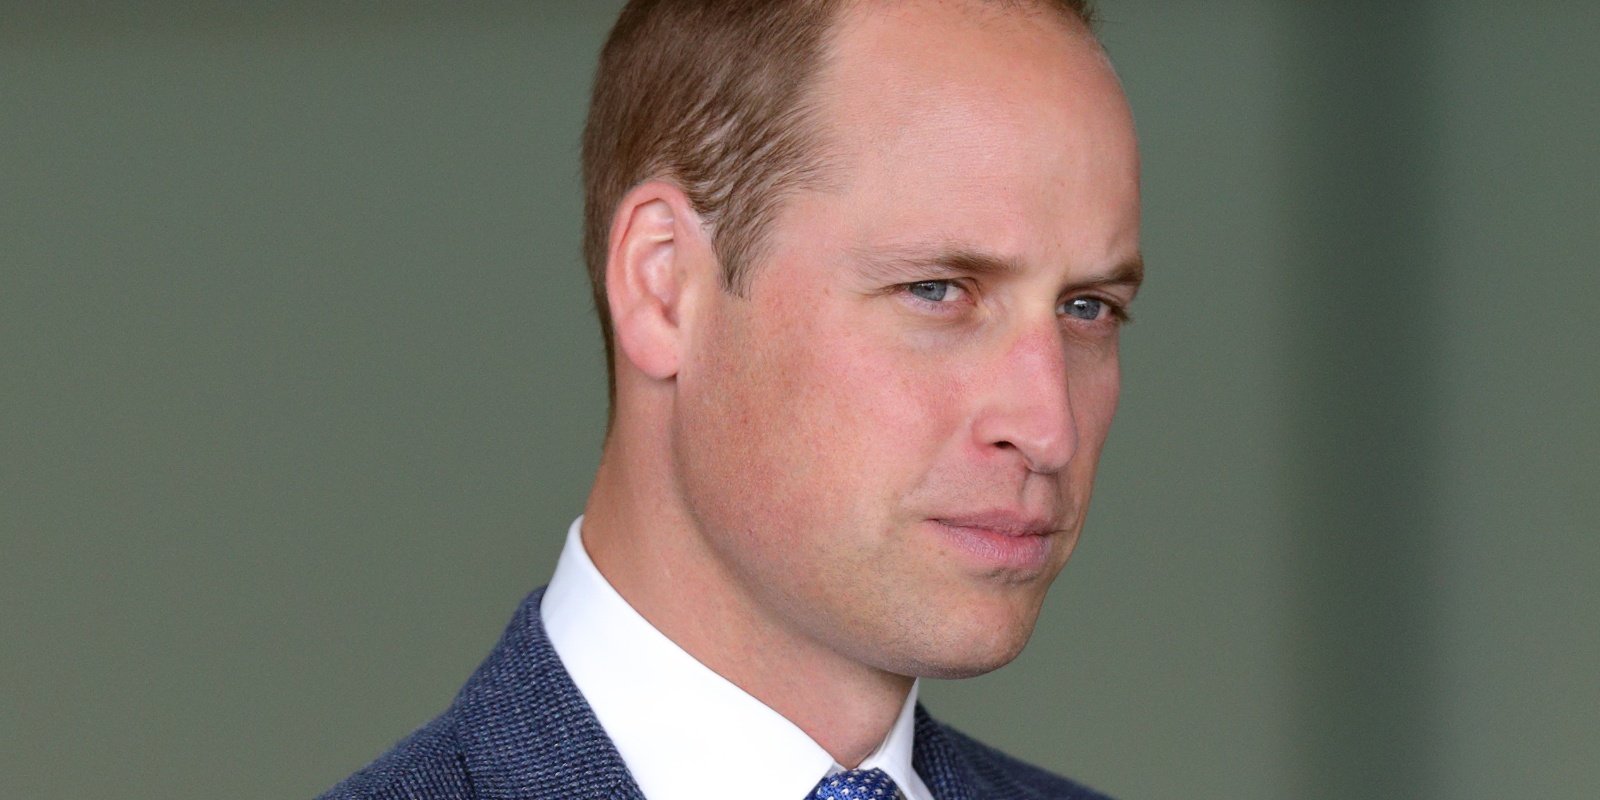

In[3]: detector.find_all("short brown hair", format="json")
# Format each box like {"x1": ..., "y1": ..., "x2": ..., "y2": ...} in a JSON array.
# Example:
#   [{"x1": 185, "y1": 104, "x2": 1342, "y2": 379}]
[{"x1": 581, "y1": 0, "x2": 1096, "y2": 399}]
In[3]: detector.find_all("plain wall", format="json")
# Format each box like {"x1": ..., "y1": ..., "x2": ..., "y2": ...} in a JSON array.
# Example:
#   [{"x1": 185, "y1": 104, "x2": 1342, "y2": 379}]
[{"x1": 3, "y1": 2, "x2": 1596, "y2": 798}]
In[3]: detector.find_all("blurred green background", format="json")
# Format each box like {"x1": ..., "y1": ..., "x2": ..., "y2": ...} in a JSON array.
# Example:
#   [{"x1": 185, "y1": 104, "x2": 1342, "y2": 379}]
[{"x1": 3, "y1": 2, "x2": 1596, "y2": 798}]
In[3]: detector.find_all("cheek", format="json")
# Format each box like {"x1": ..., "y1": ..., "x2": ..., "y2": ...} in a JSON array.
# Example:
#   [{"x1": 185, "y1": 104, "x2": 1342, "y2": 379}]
[
  {"x1": 1066, "y1": 335, "x2": 1122, "y2": 427},
  {"x1": 1076, "y1": 364, "x2": 1121, "y2": 432},
  {"x1": 810, "y1": 325, "x2": 969, "y2": 467},
  {"x1": 706, "y1": 305, "x2": 957, "y2": 517},
  {"x1": 676, "y1": 306, "x2": 858, "y2": 528},
  {"x1": 1064, "y1": 348, "x2": 1122, "y2": 493}
]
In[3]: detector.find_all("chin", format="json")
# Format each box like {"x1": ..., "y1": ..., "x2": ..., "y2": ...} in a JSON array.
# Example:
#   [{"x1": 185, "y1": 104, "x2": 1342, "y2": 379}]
[
  {"x1": 895, "y1": 604, "x2": 1042, "y2": 680},
  {"x1": 908, "y1": 638, "x2": 1031, "y2": 680}
]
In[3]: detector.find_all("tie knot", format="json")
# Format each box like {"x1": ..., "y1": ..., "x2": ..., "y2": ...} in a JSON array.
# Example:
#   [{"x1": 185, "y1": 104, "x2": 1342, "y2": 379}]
[{"x1": 807, "y1": 768, "x2": 903, "y2": 800}]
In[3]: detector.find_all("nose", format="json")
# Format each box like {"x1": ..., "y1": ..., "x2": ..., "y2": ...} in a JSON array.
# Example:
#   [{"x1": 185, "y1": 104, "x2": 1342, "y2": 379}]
[{"x1": 971, "y1": 322, "x2": 1078, "y2": 475}]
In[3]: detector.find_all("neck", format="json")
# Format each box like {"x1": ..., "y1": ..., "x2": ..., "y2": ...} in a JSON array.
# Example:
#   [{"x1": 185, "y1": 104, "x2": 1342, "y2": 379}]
[{"x1": 582, "y1": 428, "x2": 913, "y2": 767}]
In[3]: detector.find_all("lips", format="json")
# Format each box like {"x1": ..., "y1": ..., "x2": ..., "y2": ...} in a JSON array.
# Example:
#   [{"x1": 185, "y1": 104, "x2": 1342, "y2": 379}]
[
  {"x1": 933, "y1": 510, "x2": 1057, "y2": 538},
  {"x1": 928, "y1": 510, "x2": 1060, "y2": 574}
]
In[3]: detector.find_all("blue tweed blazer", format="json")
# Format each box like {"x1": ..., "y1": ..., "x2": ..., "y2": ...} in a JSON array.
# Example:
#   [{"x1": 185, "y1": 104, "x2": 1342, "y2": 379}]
[{"x1": 319, "y1": 588, "x2": 1110, "y2": 800}]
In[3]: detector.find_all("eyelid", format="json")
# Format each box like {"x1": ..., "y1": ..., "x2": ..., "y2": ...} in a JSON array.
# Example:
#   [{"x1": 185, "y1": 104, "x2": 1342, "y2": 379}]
[
  {"x1": 899, "y1": 278, "x2": 974, "y2": 309},
  {"x1": 894, "y1": 279, "x2": 1135, "y2": 324},
  {"x1": 1061, "y1": 292, "x2": 1135, "y2": 325},
  {"x1": 1100, "y1": 295, "x2": 1134, "y2": 324}
]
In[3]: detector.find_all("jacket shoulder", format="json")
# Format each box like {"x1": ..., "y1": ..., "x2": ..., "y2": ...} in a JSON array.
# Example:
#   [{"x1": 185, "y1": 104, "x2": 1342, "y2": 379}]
[
  {"x1": 936, "y1": 722, "x2": 1114, "y2": 800},
  {"x1": 317, "y1": 713, "x2": 473, "y2": 800}
]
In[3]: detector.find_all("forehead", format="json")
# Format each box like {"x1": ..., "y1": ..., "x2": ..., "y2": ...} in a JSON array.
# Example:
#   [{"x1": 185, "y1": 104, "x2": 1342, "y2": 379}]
[
  {"x1": 825, "y1": 1, "x2": 1131, "y2": 159},
  {"x1": 800, "y1": 0, "x2": 1139, "y2": 258}
]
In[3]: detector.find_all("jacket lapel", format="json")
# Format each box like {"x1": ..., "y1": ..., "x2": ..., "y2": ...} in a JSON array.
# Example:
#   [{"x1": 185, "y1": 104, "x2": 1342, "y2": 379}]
[
  {"x1": 452, "y1": 588, "x2": 647, "y2": 800},
  {"x1": 912, "y1": 706, "x2": 983, "y2": 800},
  {"x1": 452, "y1": 588, "x2": 1005, "y2": 800}
]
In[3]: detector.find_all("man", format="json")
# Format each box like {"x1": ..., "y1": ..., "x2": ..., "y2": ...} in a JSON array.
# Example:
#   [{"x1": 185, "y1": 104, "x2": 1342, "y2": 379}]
[{"x1": 322, "y1": 0, "x2": 1140, "y2": 797}]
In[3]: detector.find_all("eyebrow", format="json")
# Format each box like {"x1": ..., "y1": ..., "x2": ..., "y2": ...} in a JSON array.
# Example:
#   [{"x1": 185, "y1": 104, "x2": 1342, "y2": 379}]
[{"x1": 854, "y1": 243, "x2": 1145, "y2": 292}]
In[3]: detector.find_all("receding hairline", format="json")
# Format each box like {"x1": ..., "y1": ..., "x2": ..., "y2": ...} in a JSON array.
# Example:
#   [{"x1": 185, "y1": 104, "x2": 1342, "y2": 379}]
[
  {"x1": 745, "y1": 0, "x2": 1117, "y2": 257},
  {"x1": 830, "y1": 0, "x2": 1099, "y2": 53},
  {"x1": 735, "y1": 0, "x2": 1106, "y2": 249}
]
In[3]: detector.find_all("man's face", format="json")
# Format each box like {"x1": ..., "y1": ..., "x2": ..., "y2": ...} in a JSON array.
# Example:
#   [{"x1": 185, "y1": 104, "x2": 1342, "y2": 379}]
[{"x1": 672, "y1": 1, "x2": 1141, "y2": 678}]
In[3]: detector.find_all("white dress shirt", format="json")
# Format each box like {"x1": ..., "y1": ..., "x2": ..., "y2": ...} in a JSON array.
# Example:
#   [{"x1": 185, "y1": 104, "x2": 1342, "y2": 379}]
[{"x1": 541, "y1": 517, "x2": 934, "y2": 800}]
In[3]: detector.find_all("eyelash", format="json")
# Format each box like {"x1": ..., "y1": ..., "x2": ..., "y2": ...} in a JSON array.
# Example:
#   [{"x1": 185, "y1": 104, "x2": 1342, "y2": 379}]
[
  {"x1": 898, "y1": 280, "x2": 1132, "y2": 325},
  {"x1": 1068, "y1": 296, "x2": 1134, "y2": 325}
]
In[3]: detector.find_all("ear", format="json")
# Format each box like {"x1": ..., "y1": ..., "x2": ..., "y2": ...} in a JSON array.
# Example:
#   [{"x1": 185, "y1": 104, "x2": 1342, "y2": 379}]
[{"x1": 604, "y1": 181, "x2": 714, "y2": 382}]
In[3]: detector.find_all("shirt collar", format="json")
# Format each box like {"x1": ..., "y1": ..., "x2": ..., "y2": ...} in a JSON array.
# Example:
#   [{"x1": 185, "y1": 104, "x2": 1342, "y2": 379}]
[{"x1": 541, "y1": 517, "x2": 929, "y2": 800}]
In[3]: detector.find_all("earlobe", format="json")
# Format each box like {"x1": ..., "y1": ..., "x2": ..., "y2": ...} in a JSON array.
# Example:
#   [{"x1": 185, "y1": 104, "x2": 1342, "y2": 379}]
[{"x1": 605, "y1": 182, "x2": 709, "y2": 382}]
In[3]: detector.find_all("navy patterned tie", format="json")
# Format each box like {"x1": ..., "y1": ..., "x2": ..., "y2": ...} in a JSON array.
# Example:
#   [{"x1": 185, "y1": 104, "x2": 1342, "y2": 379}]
[{"x1": 806, "y1": 768, "x2": 904, "y2": 800}]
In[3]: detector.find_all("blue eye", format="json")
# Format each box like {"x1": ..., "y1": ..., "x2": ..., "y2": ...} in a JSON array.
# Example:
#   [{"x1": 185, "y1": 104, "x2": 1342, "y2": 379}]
[
  {"x1": 907, "y1": 280, "x2": 963, "y2": 303},
  {"x1": 1061, "y1": 297, "x2": 1105, "y2": 320}
]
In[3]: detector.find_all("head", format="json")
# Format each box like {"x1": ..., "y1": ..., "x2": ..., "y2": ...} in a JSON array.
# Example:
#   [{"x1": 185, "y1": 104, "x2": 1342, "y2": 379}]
[
  {"x1": 588, "y1": 0, "x2": 1140, "y2": 678},
  {"x1": 583, "y1": 0, "x2": 1098, "y2": 403}
]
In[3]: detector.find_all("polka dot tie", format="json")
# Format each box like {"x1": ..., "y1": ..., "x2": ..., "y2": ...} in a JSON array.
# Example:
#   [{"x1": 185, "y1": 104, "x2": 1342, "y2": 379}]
[{"x1": 806, "y1": 768, "x2": 904, "y2": 800}]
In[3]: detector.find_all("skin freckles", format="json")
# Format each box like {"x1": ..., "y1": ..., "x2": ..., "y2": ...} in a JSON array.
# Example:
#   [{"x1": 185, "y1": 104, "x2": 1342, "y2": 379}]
[{"x1": 586, "y1": 0, "x2": 1141, "y2": 767}]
